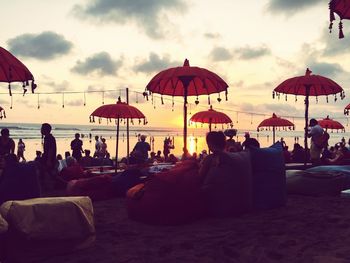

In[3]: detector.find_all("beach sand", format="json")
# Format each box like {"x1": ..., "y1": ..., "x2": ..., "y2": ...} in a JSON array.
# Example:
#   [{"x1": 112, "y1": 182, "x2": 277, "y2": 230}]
[{"x1": 28, "y1": 194, "x2": 350, "y2": 263}]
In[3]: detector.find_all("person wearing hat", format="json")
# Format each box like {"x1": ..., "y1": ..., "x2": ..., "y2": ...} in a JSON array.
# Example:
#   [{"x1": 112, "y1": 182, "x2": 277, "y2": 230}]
[{"x1": 133, "y1": 135, "x2": 151, "y2": 162}]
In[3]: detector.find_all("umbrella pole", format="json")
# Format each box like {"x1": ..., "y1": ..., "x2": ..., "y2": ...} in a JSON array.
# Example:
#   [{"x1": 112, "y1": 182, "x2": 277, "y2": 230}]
[
  {"x1": 126, "y1": 88, "x2": 130, "y2": 165},
  {"x1": 273, "y1": 126, "x2": 276, "y2": 144},
  {"x1": 304, "y1": 86, "x2": 310, "y2": 166},
  {"x1": 184, "y1": 86, "x2": 188, "y2": 154},
  {"x1": 116, "y1": 117, "x2": 120, "y2": 173}
]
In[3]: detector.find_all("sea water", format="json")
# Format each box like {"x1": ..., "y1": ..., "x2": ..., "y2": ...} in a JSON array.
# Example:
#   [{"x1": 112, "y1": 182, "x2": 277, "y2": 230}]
[{"x1": 0, "y1": 122, "x2": 349, "y2": 161}]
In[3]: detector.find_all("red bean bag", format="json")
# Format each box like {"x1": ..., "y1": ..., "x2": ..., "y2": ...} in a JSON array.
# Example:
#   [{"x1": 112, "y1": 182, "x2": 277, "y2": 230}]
[
  {"x1": 126, "y1": 160, "x2": 205, "y2": 225},
  {"x1": 60, "y1": 165, "x2": 85, "y2": 181},
  {"x1": 66, "y1": 175, "x2": 115, "y2": 201}
]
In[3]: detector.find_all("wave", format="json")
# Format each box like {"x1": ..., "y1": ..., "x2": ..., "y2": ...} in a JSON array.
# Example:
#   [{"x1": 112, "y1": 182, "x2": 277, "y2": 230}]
[
  {"x1": 0, "y1": 126, "x2": 36, "y2": 130},
  {"x1": 55, "y1": 127, "x2": 80, "y2": 131}
]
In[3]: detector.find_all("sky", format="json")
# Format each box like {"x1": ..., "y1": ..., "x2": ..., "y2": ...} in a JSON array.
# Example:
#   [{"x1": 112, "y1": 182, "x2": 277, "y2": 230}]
[{"x1": 1, "y1": 0, "x2": 350, "y2": 130}]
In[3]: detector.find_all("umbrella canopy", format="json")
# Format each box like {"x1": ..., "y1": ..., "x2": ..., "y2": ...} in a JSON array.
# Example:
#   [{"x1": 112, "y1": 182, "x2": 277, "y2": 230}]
[
  {"x1": 190, "y1": 106, "x2": 232, "y2": 131},
  {"x1": 329, "y1": 0, "x2": 350, "y2": 38},
  {"x1": 318, "y1": 116, "x2": 345, "y2": 132},
  {"x1": 273, "y1": 68, "x2": 344, "y2": 163},
  {"x1": 146, "y1": 58, "x2": 229, "y2": 151},
  {"x1": 0, "y1": 47, "x2": 36, "y2": 95},
  {"x1": 257, "y1": 113, "x2": 294, "y2": 143},
  {"x1": 90, "y1": 98, "x2": 146, "y2": 171},
  {"x1": 344, "y1": 103, "x2": 350, "y2": 115},
  {"x1": 0, "y1": 106, "x2": 5, "y2": 119}
]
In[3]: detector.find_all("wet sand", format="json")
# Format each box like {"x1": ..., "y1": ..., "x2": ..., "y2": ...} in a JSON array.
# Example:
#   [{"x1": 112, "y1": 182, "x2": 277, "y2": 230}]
[{"x1": 32, "y1": 194, "x2": 350, "y2": 263}]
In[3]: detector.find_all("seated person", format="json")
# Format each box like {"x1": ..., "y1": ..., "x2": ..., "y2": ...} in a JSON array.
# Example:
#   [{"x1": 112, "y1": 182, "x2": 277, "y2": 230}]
[
  {"x1": 291, "y1": 143, "x2": 305, "y2": 163},
  {"x1": 80, "y1": 150, "x2": 94, "y2": 167},
  {"x1": 199, "y1": 132, "x2": 232, "y2": 181},
  {"x1": 181, "y1": 148, "x2": 192, "y2": 161},
  {"x1": 167, "y1": 154, "x2": 178, "y2": 164},
  {"x1": 56, "y1": 154, "x2": 66, "y2": 172},
  {"x1": 148, "y1": 152, "x2": 156, "y2": 163},
  {"x1": 324, "y1": 144, "x2": 348, "y2": 165},
  {"x1": 243, "y1": 138, "x2": 260, "y2": 150},
  {"x1": 59, "y1": 157, "x2": 87, "y2": 181},
  {"x1": 155, "y1": 151, "x2": 164, "y2": 162},
  {"x1": 283, "y1": 146, "x2": 291, "y2": 163}
]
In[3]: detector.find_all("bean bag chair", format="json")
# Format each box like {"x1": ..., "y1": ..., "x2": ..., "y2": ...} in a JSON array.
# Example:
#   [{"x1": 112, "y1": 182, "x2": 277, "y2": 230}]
[
  {"x1": 0, "y1": 214, "x2": 7, "y2": 261},
  {"x1": 66, "y1": 175, "x2": 115, "y2": 201},
  {"x1": 201, "y1": 151, "x2": 253, "y2": 217},
  {"x1": 0, "y1": 161, "x2": 40, "y2": 204},
  {"x1": 112, "y1": 169, "x2": 145, "y2": 197},
  {"x1": 1, "y1": 196, "x2": 95, "y2": 262},
  {"x1": 249, "y1": 142, "x2": 287, "y2": 210},
  {"x1": 287, "y1": 169, "x2": 350, "y2": 196},
  {"x1": 126, "y1": 160, "x2": 205, "y2": 225},
  {"x1": 59, "y1": 164, "x2": 85, "y2": 181}
]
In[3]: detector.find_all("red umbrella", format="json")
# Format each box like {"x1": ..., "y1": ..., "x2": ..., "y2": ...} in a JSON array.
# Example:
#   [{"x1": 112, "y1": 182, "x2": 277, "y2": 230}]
[
  {"x1": 273, "y1": 68, "x2": 344, "y2": 160},
  {"x1": 257, "y1": 113, "x2": 295, "y2": 143},
  {"x1": 90, "y1": 97, "x2": 146, "y2": 170},
  {"x1": 0, "y1": 106, "x2": 5, "y2": 119},
  {"x1": 190, "y1": 106, "x2": 232, "y2": 131},
  {"x1": 329, "y1": 0, "x2": 350, "y2": 38},
  {"x1": 146, "y1": 58, "x2": 229, "y2": 152},
  {"x1": 0, "y1": 47, "x2": 36, "y2": 95},
  {"x1": 344, "y1": 103, "x2": 350, "y2": 115},
  {"x1": 318, "y1": 116, "x2": 345, "y2": 132}
]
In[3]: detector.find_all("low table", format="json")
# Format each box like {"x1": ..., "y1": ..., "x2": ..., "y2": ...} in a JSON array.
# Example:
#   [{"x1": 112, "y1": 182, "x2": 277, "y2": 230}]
[{"x1": 285, "y1": 163, "x2": 314, "y2": 170}]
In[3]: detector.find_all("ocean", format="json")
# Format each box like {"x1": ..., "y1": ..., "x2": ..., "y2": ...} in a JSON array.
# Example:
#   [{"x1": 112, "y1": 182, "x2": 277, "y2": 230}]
[{"x1": 0, "y1": 122, "x2": 349, "y2": 161}]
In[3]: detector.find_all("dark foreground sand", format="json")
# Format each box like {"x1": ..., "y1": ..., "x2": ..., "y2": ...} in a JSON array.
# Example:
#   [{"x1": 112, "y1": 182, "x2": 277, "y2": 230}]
[{"x1": 34, "y1": 195, "x2": 350, "y2": 263}]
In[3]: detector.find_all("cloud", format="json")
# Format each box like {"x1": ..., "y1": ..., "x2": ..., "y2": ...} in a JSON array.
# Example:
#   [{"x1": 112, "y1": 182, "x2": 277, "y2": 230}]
[
  {"x1": 133, "y1": 53, "x2": 181, "y2": 74},
  {"x1": 7, "y1": 31, "x2": 73, "y2": 60},
  {"x1": 306, "y1": 61, "x2": 346, "y2": 78},
  {"x1": 209, "y1": 47, "x2": 233, "y2": 61},
  {"x1": 204, "y1": 32, "x2": 221, "y2": 39},
  {"x1": 72, "y1": 0, "x2": 187, "y2": 38},
  {"x1": 234, "y1": 45, "x2": 271, "y2": 60},
  {"x1": 43, "y1": 80, "x2": 70, "y2": 91},
  {"x1": 66, "y1": 99, "x2": 84, "y2": 107},
  {"x1": 42, "y1": 98, "x2": 57, "y2": 105},
  {"x1": 72, "y1": 52, "x2": 123, "y2": 76},
  {"x1": 321, "y1": 29, "x2": 350, "y2": 57},
  {"x1": 267, "y1": 0, "x2": 323, "y2": 14}
]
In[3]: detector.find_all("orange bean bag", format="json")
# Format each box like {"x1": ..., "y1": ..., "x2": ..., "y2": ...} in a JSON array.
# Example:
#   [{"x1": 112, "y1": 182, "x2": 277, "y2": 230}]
[
  {"x1": 66, "y1": 175, "x2": 115, "y2": 201},
  {"x1": 126, "y1": 160, "x2": 205, "y2": 225}
]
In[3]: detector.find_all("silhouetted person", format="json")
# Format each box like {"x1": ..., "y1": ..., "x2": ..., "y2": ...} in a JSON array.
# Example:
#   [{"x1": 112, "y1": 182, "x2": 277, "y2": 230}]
[
  {"x1": 133, "y1": 135, "x2": 151, "y2": 162},
  {"x1": 155, "y1": 150, "x2": 164, "y2": 162},
  {"x1": 291, "y1": 143, "x2": 304, "y2": 163},
  {"x1": 308, "y1": 118, "x2": 324, "y2": 164},
  {"x1": 17, "y1": 138, "x2": 26, "y2": 162},
  {"x1": 0, "y1": 128, "x2": 15, "y2": 159},
  {"x1": 81, "y1": 149, "x2": 94, "y2": 168},
  {"x1": 41, "y1": 123, "x2": 57, "y2": 182},
  {"x1": 163, "y1": 137, "x2": 174, "y2": 160},
  {"x1": 71, "y1": 133, "x2": 83, "y2": 162},
  {"x1": 94, "y1": 135, "x2": 102, "y2": 157}
]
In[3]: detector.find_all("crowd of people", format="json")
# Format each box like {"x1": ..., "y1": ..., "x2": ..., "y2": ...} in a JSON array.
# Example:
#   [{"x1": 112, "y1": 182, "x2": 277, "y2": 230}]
[{"x1": 1, "y1": 119, "x2": 350, "y2": 188}]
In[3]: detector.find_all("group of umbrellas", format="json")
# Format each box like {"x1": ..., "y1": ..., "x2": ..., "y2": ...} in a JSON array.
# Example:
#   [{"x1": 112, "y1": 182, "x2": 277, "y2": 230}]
[{"x1": 1, "y1": 0, "x2": 350, "y2": 168}]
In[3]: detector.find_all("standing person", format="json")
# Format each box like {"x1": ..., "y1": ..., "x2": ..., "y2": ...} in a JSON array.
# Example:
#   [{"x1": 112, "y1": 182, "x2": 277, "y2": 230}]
[
  {"x1": 133, "y1": 135, "x2": 151, "y2": 162},
  {"x1": 241, "y1": 132, "x2": 250, "y2": 150},
  {"x1": 100, "y1": 138, "x2": 108, "y2": 158},
  {"x1": 0, "y1": 128, "x2": 15, "y2": 171},
  {"x1": 17, "y1": 138, "x2": 26, "y2": 162},
  {"x1": 163, "y1": 137, "x2": 174, "y2": 160},
  {"x1": 308, "y1": 118, "x2": 325, "y2": 164},
  {"x1": 0, "y1": 128, "x2": 15, "y2": 157},
  {"x1": 94, "y1": 135, "x2": 102, "y2": 158},
  {"x1": 41, "y1": 123, "x2": 57, "y2": 183},
  {"x1": 71, "y1": 133, "x2": 83, "y2": 162}
]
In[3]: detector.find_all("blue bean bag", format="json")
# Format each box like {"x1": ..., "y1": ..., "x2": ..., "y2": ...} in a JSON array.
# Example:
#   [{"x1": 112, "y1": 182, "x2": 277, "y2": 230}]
[
  {"x1": 0, "y1": 162, "x2": 41, "y2": 204},
  {"x1": 249, "y1": 142, "x2": 286, "y2": 210}
]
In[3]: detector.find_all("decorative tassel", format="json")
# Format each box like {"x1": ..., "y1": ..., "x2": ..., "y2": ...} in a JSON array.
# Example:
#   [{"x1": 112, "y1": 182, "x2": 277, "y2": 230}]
[
  {"x1": 10, "y1": 96, "x2": 13, "y2": 109},
  {"x1": 23, "y1": 87, "x2": 27, "y2": 96},
  {"x1": 295, "y1": 95, "x2": 297, "y2": 102},
  {"x1": 329, "y1": 21, "x2": 333, "y2": 33},
  {"x1": 272, "y1": 91, "x2": 275, "y2": 99},
  {"x1": 316, "y1": 96, "x2": 318, "y2": 103},
  {"x1": 102, "y1": 91, "x2": 105, "y2": 104},
  {"x1": 37, "y1": 94, "x2": 40, "y2": 109},
  {"x1": 330, "y1": 9, "x2": 335, "y2": 22},
  {"x1": 339, "y1": 21, "x2": 344, "y2": 39},
  {"x1": 31, "y1": 81, "x2": 37, "y2": 93},
  {"x1": 285, "y1": 94, "x2": 287, "y2": 101},
  {"x1": 62, "y1": 93, "x2": 65, "y2": 108},
  {"x1": 225, "y1": 90, "x2": 228, "y2": 101},
  {"x1": 326, "y1": 96, "x2": 329, "y2": 103},
  {"x1": 161, "y1": 96, "x2": 164, "y2": 105},
  {"x1": 208, "y1": 96, "x2": 211, "y2": 105},
  {"x1": 195, "y1": 96, "x2": 199, "y2": 105},
  {"x1": 84, "y1": 92, "x2": 86, "y2": 106}
]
